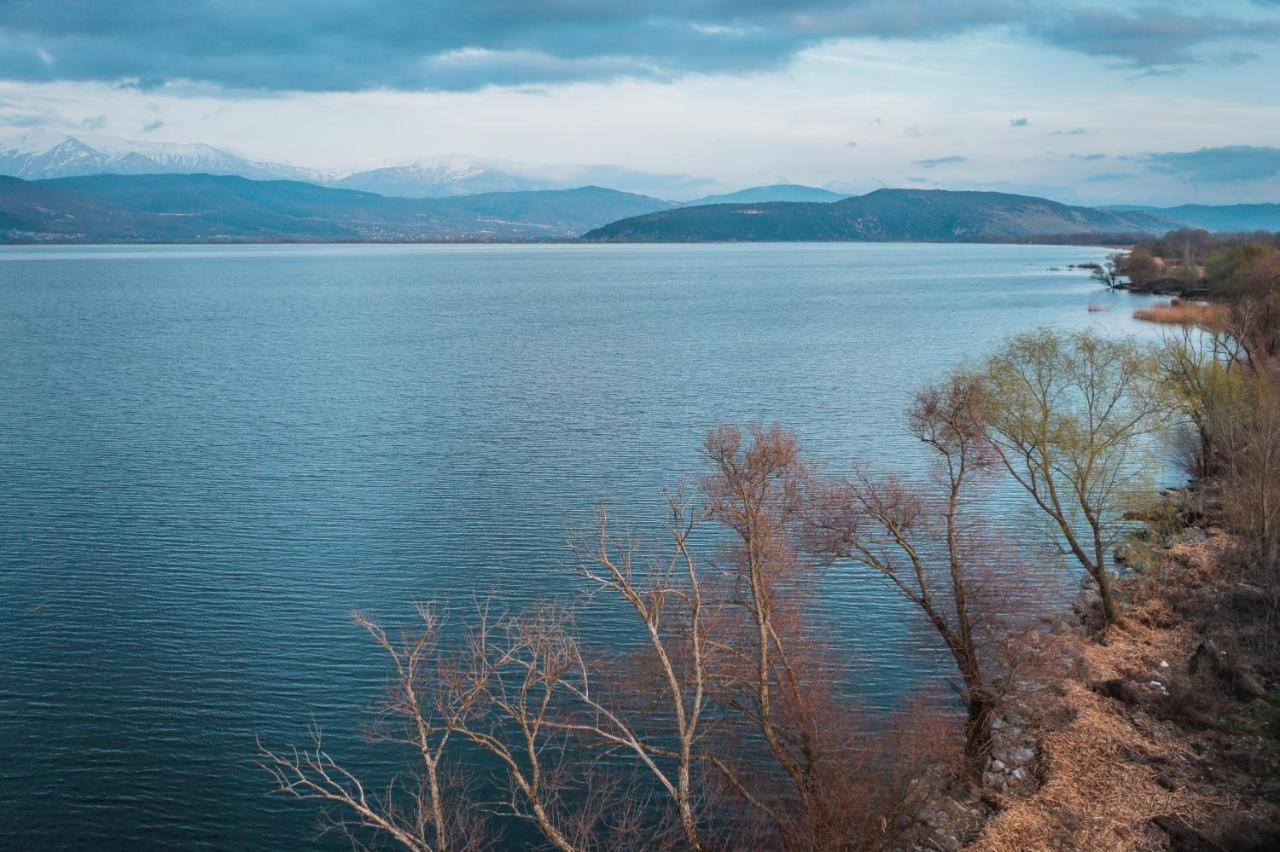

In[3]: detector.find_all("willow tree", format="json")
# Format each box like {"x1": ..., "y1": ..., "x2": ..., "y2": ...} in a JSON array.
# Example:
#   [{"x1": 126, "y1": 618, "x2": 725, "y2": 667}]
[{"x1": 973, "y1": 329, "x2": 1166, "y2": 626}]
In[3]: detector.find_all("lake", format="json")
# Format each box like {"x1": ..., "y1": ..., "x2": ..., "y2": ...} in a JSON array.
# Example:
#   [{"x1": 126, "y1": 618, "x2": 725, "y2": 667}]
[{"x1": 0, "y1": 242, "x2": 1156, "y2": 848}]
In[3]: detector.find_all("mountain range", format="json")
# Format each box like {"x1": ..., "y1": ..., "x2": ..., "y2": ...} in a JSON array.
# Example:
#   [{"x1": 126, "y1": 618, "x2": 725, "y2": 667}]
[
  {"x1": 0, "y1": 174, "x2": 674, "y2": 242},
  {"x1": 2, "y1": 130, "x2": 1279, "y2": 243},
  {"x1": 0, "y1": 130, "x2": 711, "y2": 199},
  {"x1": 1106, "y1": 203, "x2": 1280, "y2": 234},
  {"x1": 0, "y1": 129, "x2": 324, "y2": 183},
  {"x1": 583, "y1": 189, "x2": 1180, "y2": 243},
  {"x1": 8, "y1": 174, "x2": 1279, "y2": 245}
]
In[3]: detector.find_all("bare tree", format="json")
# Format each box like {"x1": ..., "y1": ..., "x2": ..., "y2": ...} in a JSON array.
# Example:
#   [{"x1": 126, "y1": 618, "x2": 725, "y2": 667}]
[
  {"x1": 699, "y1": 425, "x2": 821, "y2": 824},
  {"x1": 972, "y1": 329, "x2": 1166, "y2": 626},
  {"x1": 566, "y1": 494, "x2": 712, "y2": 851},
  {"x1": 1091, "y1": 255, "x2": 1122, "y2": 289},
  {"x1": 806, "y1": 377, "x2": 1000, "y2": 763},
  {"x1": 258, "y1": 606, "x2": 491, "y2": 852},
  {"x1": 260, "y1": 427, "x2": 954, "y2": 852}
]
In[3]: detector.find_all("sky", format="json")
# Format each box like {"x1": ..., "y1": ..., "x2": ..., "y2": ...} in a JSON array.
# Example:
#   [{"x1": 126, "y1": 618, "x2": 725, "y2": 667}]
[{"x1": 1, "y1": 0, "x2": 1279, "y2": 204}]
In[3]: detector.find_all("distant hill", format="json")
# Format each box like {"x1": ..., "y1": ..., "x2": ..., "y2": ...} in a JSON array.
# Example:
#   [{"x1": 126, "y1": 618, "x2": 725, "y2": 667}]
[
  {"x1": 680, "y1": 184, "x2": 847, "y2": 206},
  {"x1": 1105, "y1": 203, "x2": 1280, "y2": 233},
  {"x1": 0, "y1": 174, "x2": 674, "y2": 242},
  {"x1": 584, "y1": 189, "x2": 1180, "y2": 242}
]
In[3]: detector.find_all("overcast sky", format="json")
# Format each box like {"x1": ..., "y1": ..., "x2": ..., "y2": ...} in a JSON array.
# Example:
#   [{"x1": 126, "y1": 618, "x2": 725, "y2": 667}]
[{"x1": 2, "y1": 0, "x2": 1279, "y2": 204}]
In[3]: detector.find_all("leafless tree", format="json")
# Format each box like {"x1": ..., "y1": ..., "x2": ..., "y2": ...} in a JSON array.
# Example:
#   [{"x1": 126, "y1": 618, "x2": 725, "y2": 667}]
[
  {"x1": 805, "y1": 377, "x2": 1003, "y2": 763},
  {"x1": 260, "y1": 427, "x2": 954, "y2": 852},
  {"x1": 258, "y1": 606, "x2": 492, "y2": 852}
]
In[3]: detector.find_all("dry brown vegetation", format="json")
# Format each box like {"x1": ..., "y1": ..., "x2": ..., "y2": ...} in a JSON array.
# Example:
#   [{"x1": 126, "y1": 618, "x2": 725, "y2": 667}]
[
  {"x1": 1133, "y1": 298, "x2": 1225, "y2": 328},
  {"x1": 974, "y1": 528, "x2": 1280, "y2": 851}
]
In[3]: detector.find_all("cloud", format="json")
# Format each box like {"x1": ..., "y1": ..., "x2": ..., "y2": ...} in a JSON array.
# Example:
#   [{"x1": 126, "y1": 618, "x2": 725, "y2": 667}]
[
  {"x1": 1030, "y1": 6, "x2": 1280, "y2": 68},
  {"x1": 0, "y1": 1, "x2": 1276, "y2": 92},
  {"x1": 914, "y1": 155, "x2": 967, "y2": 167},
  {"x1": 0, "y1": 1, "x2": 1021, "y2": 92},
  {"x1": 1050, "y1": 128, "x2": 1088, "y2": 136},
  {"x1": 1010, "y1": 117, "x2": 1029, "y2": 127},
  {"x1": 141, "y1": 119, "x2": 164, "y2": 133},
  {"x1": 1144, "y1": 145, "x2": 1280, "y2": 183}
]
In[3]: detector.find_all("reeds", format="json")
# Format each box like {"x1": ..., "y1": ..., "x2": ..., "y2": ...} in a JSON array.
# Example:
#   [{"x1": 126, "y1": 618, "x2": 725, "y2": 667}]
[{"x1": 1133, "y1": 298, "x2": 1224, "y2": 327}]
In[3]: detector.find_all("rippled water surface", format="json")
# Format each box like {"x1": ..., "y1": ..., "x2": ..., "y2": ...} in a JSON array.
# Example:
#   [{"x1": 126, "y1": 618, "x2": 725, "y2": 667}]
[{"x1": 1, "y1": 243, "x2": 1156, "y2": 848}]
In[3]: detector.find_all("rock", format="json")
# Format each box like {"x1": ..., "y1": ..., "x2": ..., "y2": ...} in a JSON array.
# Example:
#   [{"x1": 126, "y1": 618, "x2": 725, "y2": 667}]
[
  {"x1": 1155, "y1": 772, "x2": 1177, "y2": 791},
  {"x1": 1011, "y1": 767, "x2": 1028, "y2": 782},
  {"x1": 1072, "y1": 588, "x2": 1100, "y2": 616},
  {"x1": 983, "y1": 772, "x2": 1005, "y2": 793},
  {"x1": 1188, "y1": 639, "x2": 1267, "y2": 701},
  {"x1": 989, "y1": 759, "x2": 1006, "y2": 772},
  {"x1": 1173, "y1": 527, "x2": 1208, "y2": 546},
  {"x1": 1159, "y1": 660, "x2": 1169, "y2": 668},
  {"x1": 1012, "y1": 747, "x2": 1036, "y2": 764}
]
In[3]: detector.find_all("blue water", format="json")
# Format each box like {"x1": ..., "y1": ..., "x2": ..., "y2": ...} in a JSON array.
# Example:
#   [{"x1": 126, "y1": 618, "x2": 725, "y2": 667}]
[{"x1": 0, "y1": 243, "x2": 1155, "y2": 848}]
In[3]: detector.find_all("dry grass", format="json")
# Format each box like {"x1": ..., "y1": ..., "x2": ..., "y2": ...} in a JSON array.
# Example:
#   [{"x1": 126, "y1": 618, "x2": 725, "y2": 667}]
[
  {"x1": 1133, "y1": 298, "x2": 1225, "y2": 328},
  {"x1": 975, "y1": 631, "x2": 1218, "y2": 850},
  {"x1": 969, "y1": 530, "x2": 1278, "y2": 851}
]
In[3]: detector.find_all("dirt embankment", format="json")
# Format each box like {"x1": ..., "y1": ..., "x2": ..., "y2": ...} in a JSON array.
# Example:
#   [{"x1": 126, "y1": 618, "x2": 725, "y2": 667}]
[{"x1": 920, "y1": 520, "x2": 1280, "y2": 851}]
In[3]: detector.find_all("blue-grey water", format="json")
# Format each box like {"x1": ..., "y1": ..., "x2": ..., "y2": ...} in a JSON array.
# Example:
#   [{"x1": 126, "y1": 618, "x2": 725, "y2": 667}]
[{"x1": 1, "y1": 243, "x2": 1156, "y2": 848}]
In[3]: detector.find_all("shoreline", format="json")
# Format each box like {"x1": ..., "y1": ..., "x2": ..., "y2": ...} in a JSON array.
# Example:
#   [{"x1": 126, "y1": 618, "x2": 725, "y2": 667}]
[{"x1": 915, "y1": 482, "x2": 1280, "y2": 850}]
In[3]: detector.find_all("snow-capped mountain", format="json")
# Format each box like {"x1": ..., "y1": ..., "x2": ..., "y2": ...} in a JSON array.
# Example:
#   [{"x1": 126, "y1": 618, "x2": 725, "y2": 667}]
[
  {"x1": 0, "y1": 129, "x2": 324, "y2": 182},
  {"x1": 0, "y1": 129, "x2": 716, "y2": 199},
  {"x1": 333, "y1": 156, "x2": 581, "y2": 197},
  {"x1": 333, "y1": 155, "x2": 718, "y2": 199}
]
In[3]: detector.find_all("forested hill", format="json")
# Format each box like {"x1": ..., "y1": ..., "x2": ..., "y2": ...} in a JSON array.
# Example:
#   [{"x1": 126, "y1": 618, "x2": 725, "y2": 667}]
[{"x1": 583, "y1": 188, "x2": 1181, "y2": 242}]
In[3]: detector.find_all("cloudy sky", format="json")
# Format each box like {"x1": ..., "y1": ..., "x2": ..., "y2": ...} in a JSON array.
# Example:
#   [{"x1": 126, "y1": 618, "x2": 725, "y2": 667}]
[{"x1": 2, "y1": 0, "x2": 1279, "y2": 203}]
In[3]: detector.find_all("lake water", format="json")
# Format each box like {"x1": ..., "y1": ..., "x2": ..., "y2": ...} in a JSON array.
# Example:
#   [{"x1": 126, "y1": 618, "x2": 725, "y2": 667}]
[{"x1": 0, "y1": 243, "x2": 1157, "y2": 848}]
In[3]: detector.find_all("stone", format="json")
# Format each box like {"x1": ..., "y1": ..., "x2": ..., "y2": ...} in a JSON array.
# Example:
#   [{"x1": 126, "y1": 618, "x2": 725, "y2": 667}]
[
  {"x1": 1175, "y1": 527, "x2": 1208, "y2": 545},
  {"x1": 1013, "y1": 747, "x2": 1036, "y2": 764},
  {"x1": 1189, "y1": 639, "x2": 1267, "y2": 701},
  {"x1": 1011, "y1": 767, "x2": 1028, "y2": 782},
  {"x1": 989, "y1": 759, "x2": 1006, "y2": 772}
]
